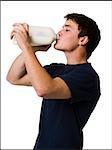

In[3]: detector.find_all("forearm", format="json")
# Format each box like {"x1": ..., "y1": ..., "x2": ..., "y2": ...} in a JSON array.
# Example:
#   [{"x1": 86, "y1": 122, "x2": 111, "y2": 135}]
[
  {"x1": 6, "y1": 52, "x2": 26, "y2": 84},
  {"x1": 23, "y1": 45, "x2": 53, "y2": 96},
  {"x1": 6, "y1": 46, "x2": 50, "y2": 85}
]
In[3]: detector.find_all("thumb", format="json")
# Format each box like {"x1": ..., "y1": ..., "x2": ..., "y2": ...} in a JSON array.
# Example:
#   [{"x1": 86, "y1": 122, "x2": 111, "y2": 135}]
[{"x1": 22, "y1": 23, "x2": 29, "y2": 32}]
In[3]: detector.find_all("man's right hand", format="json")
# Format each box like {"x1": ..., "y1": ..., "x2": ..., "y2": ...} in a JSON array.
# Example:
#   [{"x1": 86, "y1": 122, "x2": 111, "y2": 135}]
[{"x1": 32, "y1": 44, "x2": 51, "y2": 53}]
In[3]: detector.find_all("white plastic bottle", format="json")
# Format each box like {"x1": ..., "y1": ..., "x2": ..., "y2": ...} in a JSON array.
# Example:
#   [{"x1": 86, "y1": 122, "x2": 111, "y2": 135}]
[{"x1": 12, "y1": 26, "x2": 57, "y2": 46}]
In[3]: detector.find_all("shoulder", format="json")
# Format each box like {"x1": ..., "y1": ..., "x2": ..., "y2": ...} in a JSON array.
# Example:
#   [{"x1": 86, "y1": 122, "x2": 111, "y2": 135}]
[
  {"x1": 74, "y1": 63, "x2": 99, "y2": 79},
  {"x1": 60, "y1": 63, "x2": 100, "y2": 88},
  {"x1": 44, "y1": 63, "x2": 65, "y2": 75}
]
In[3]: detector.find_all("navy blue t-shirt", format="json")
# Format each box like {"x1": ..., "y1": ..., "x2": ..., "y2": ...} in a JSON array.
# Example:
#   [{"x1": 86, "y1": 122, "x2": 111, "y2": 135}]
[{"x1": 34, "y1": 63, "x2": 101, "y2": 150}]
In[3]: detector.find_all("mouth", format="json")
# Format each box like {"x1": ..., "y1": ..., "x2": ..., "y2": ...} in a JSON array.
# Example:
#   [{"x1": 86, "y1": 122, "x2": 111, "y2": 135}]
[
  {"x1": 54, "y1": 39, "x2": 59, "y2": 47},
  {"x1": 56, "y1": 34, "x2": 60, "y2": 40},
  {"x1": 55, "y1": 39, "x2": 60, "y2": 45}
]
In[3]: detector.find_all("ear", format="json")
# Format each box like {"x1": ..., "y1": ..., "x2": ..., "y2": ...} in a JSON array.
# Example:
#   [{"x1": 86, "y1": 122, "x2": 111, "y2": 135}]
[{"x1": 78, "y1": 36, "x2": 88, "y2": 46}]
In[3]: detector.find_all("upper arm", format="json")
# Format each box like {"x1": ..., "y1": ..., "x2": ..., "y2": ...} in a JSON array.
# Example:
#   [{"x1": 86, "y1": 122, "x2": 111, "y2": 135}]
[
  {"x1": 42, "y1": 77, "x2": 72, "y2": 99},
  {"x1": 42, "y1": 69, "x2": 98, "y2": 103}
]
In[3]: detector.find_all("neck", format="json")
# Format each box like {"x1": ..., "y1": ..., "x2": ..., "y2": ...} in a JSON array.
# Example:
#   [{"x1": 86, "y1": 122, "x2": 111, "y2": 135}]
[{"x1": 64, "y1": 47, "x2": 87, "y2": 65}]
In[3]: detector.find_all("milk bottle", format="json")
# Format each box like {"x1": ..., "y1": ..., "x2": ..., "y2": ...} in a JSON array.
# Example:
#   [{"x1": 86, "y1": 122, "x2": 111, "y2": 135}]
[{"x1": 12, "y1": 26, "x2": 57, "y2": 46}]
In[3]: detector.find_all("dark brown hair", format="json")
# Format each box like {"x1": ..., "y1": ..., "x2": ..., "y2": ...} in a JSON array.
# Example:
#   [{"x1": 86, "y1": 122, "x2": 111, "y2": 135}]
[{"x1": 64, "y1": 13, "x2": 101, "y2": 59}]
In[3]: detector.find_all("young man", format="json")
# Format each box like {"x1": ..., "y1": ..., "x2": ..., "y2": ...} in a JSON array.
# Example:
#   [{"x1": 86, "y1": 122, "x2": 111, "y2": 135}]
[{"x1": 7, "y1": 13, "x2": 101, "y2": 149}]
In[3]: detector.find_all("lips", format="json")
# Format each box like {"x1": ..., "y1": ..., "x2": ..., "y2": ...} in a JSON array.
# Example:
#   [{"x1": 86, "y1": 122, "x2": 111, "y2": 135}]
[{"x1": 56, "y1": 34, "x2": 60, "y2": 40}]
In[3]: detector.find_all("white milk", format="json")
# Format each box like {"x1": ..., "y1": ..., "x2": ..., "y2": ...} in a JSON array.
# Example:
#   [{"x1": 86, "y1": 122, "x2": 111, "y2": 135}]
[{"x1": 12, "y1": 26, "x2": 57, "y2": 46}]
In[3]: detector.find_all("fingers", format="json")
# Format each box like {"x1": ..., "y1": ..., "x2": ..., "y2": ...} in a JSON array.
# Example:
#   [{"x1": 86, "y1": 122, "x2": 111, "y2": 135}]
[
  {"x1": 12, "y1": 23, "x2": 29, "y2": 34},
  {"x1": 22, "y1": 23, "x2": 29, "y2": 32},
  {"x1": 10, "y1": 31, "x2": 15, "y2": 39},
  {"x1": 11, "y1": 23, "x2": 29, "y2": 39},
  {"x1": 10, "y1": 27, "x2": 23, "y2": 40},
  {"x1": 13, "y1": 23, "x2": 26, "y2": 33}
]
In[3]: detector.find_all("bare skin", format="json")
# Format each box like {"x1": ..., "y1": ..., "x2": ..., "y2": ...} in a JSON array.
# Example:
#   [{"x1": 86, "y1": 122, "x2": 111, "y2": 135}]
[{"x1": 6, "y1": 20, "x2": 88, "y2": 100}]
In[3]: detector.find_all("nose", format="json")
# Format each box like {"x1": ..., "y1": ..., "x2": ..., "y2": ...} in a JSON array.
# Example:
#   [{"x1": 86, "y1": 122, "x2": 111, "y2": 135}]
[{"x1": 57, "y1": 30, "x2": 63, "y2": 38}]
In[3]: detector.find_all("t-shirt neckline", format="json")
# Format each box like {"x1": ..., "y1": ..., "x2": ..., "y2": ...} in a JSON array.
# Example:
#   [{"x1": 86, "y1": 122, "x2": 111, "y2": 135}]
[{"x1": 65, "y1": 62, "x2": 90, "y2": 66}]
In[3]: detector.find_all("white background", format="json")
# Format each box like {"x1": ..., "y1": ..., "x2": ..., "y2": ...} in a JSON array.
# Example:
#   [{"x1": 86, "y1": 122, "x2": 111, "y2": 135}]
[{"x1": 1, "y1": 1, "x2": 112, "y2": 149}]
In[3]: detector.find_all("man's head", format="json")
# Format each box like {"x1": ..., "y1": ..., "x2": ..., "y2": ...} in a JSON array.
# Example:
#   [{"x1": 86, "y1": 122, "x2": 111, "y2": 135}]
[{"x1": 54, "y1": 13, "x2": 101, "y2": 59}]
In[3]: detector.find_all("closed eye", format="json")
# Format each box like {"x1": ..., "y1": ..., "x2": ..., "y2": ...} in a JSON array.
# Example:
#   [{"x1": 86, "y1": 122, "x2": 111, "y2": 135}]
[
  {"x1": 65, "y1": 29, "x2": 70, "y2": 32},
  {"x1": 62, "y1": 25, "x2": 71, "y2": 32}
]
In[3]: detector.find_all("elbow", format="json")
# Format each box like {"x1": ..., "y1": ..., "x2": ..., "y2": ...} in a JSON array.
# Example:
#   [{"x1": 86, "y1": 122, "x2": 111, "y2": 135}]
[
  {"x1": 36, "y1": 90, "x2": 45, "y2": 98},
  {"x1": 35, "y1": 82, "x2": 54, "y2": 98},
  {"x1": 6, "y1": 75, "x2": 17, "y2": 85},
  {"x1": 36, "y1": 88, "x2": 48, "y2": 98},
  {"x1": 6, "y1": 75, "x2": 11, "y2": 83}
]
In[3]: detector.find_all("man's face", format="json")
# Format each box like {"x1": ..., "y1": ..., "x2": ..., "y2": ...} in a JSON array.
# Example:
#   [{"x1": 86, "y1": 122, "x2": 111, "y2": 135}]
[{"x1": 54, "y1": 19, "x2": 80, "y2": 52}]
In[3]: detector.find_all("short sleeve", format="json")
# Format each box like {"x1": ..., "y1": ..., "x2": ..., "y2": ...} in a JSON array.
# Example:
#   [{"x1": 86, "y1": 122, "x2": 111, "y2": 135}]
[
  {"x1": 44, "y1": 63, "x2": 65, "y2": 77},
  {"x1": 43, "y1": 63, "x2": 58, "y2": 76},
  {"x1": 58, "y1": 69, "x2": 100, "y2": 103}
]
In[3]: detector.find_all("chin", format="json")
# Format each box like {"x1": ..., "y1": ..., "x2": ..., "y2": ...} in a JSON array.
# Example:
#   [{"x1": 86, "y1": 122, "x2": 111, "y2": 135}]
[
  {"x1": 54, "y1": 46, "x2": 63, "y2": 51},
  {"x1": 54, "y1": 43, "x2": 63, "y2": 51}
]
